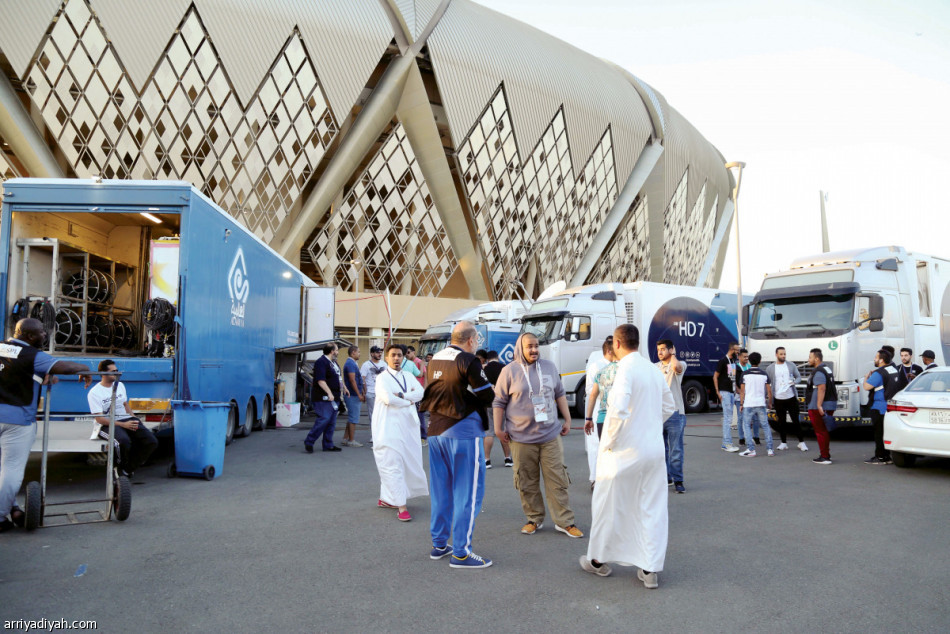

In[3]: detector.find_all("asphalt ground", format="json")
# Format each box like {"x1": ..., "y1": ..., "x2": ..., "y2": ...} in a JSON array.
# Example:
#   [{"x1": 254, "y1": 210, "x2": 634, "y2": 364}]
[{"x1": 2, "y1": 411, "x2": 949, "y2": 633}]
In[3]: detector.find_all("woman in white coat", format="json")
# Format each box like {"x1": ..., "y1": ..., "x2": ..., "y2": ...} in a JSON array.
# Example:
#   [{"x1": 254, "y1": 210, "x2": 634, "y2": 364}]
[{"x1": 373, "y1": 344, "x2": 428, "y2": 521}]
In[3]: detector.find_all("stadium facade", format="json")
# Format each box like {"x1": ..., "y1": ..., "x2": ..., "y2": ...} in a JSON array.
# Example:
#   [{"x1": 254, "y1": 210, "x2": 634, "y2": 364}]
[{"x1": 0, "y1": 0, "x2": 734, "y2": 309}]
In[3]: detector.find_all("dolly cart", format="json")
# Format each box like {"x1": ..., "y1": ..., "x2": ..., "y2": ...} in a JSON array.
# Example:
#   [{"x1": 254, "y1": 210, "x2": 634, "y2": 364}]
[{"x1": 24, "y1": 371, "x2": 131, "y2": 529}]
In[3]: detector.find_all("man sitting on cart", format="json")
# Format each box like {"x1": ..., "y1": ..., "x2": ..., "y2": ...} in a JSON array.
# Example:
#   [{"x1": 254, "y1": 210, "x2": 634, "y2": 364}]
[
  {"x1": 88, "y1": 360, "x2": 158, "y2": 479},
  {"x1": 1, "y1": 318, "x2": 91, "y2": 533}
]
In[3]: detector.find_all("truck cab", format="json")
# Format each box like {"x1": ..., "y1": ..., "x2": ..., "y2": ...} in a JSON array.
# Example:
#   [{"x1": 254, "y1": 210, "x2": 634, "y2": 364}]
[{"x1": 744, "y1": 246, "x2": 950, "y2": 426}]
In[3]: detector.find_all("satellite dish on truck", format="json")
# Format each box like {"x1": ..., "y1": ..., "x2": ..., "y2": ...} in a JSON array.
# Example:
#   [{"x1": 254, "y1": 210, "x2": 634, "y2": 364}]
[{"x1": 537, "y1": 281, "x2": 567, "y2": 301}]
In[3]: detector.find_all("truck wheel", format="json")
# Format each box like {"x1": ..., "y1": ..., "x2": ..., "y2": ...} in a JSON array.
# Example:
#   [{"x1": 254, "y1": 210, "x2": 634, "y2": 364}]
[
  {"x1": 225, "y1": 403, "x2": 237, "y2": 446},
  {"x1": 237, "y1": 399, "x2": 254, "y2": 438},
  {"x1": 113, "y1": 475, "x2": 131, "y2": 521},
  {"x1": 203, "y1": 465, "x2": 215, "y2": 481},
  {"x1": 167, "y1": 462, "x2": 177, "y2": 478},
  {"x1": 25, "y1": 481, "x2": 42, "y2": 531},
  {"x1": 891, "y1": 451, "x2": 917, "y2": 468},
  {"x1": 682, "y1": 380, "x2": 707, "y2": 414},
  {"x1": 574, "y1": 380, "x2": 586, "y2": 418},
  {"x1": 255, "y1": 394, "x2": 272, "y2": 431}
]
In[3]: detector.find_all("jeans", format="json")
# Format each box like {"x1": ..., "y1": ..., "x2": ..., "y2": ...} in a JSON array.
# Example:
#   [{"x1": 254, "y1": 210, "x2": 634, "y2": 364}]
[
  {"x1": 0, "y1": 422, "x2": 36, "y2": 518},
  {"x1": 773, "y1": 396, "x2": 804, "y2": 443},
  {"x1": 417, "y1": 405, "x2": 428, "y2": 440},
  {"x1": 365, "y1": 394, "x2": 376, "y2": 422},
  {"x1": 742, "y1": 407, "x2": 773, "y2": 451},
  {"x1": 663, "y1": 412, "x2": 686, "y2": 482},
  {"x1": 305, "y1": 401, "x2": 338, "y2": 450},
  {"x1": 721, "y1": 391, "x2": 737, "y2": 446},
  {"x1": 807, "y1": 408, "x2": 835, "y2": 459},
  {"x1": 343, "y1": 395, "x2": 361, "y2": 426}
]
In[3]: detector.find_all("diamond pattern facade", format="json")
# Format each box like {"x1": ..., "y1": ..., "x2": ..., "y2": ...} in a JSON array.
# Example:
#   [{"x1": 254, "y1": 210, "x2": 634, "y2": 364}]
[
  {"x1": 21, "y1": 0, "x2": 337, "y2": 243},
  {"x1": 457, "y1": 86, "x2": 618, "y2": 297},
  {"x1": 663, "y1": 173, "x2": 716, "y2": 286},
  {"x1": 587, "y1": 195, "x2": 651, "y2": 284},
  {"x1": 306, "y1": 124, "x2": 458, "y2": 296}
]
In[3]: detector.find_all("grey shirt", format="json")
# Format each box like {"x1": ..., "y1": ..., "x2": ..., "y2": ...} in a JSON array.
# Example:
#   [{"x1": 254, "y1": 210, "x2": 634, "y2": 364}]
[
  {"x1": 807, "y1": 370, "x2": 837, "y2": 411},
  {"x1": 656, "y1": 359, "x2": 686, "y2": 415},
  {"x1": 493, "y1": 359, "x2": 565, "y2": 444}
]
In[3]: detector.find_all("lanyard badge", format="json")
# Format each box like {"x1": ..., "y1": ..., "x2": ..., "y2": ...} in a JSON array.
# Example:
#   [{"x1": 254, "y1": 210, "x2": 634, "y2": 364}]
[
  {"x1": 520, "y1": 362, "x2": 550, "y2": 423},
  {"x1": 388, "y1": 369, "x2": 407, "y2": 394}
]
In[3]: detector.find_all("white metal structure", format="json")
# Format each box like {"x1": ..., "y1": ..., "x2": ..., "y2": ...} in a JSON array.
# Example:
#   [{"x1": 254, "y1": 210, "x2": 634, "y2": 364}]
[
  {"x1": 885, "y1": 368, "x2": 950, "y2": 467},
  {"x1": 745, "y1": 246, "x2": 950, "y2": 426}
]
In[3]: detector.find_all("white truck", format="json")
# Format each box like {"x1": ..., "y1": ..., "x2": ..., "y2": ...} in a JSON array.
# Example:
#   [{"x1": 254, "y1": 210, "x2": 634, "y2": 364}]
[
  {"x1": 743, "y1": 246, "x2": 950, "y2": 427},
  {"x1": 519, "y1": 282, "x2": 749, "y2": 415},
  {"x1": 418, "y1": 300, "x2": 530, "y2": 363}
]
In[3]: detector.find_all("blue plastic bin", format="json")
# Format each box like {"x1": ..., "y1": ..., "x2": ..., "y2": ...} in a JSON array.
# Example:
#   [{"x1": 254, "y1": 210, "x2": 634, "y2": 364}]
[{"x1": 171, "y1": 401, "x2": 229, "y2": 480}]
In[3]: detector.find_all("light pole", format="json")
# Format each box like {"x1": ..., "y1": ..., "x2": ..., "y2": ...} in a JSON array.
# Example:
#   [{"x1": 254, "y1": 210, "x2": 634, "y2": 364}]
[
  {"x1": 725, "y1": 161, "x2": 746, "y2": 345},
  {"x1": 351, "y1": 259, "x2": 362, "y2": 342}
]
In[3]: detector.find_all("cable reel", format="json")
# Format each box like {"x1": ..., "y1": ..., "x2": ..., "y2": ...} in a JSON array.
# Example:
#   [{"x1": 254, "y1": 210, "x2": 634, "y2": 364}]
[{"x1": 54, "y1": 308, "x2": 82, "y2": 346}]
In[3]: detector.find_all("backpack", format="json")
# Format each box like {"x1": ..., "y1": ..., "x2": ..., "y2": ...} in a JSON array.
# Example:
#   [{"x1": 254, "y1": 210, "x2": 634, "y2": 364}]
[{"x1": 805, "y1": 364, "x2": 837, "y2": 405}]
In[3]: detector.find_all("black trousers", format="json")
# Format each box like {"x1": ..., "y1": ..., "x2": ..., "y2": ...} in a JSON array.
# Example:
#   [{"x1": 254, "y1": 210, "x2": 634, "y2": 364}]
[
  {"x1": 773, "y1": 397, "x2": 804, "y2": 443},
  {"x1": 870, "y1": 409, "x2": 888, "y2": 459},
  {"x1": 99, "y1": 418, "x2": 158, "y2": 473}
]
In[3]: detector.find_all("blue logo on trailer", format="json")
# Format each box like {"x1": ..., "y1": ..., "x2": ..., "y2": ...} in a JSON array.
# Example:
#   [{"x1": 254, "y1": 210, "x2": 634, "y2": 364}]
[
  {"x1": 229, "y1": 247, "x2": 249, "y2": 328},
  {"x1": 499, "y1": 342, "x2": 516, "y2": 364},
  {"x1": 648, "y1": 296, "x2": 740, "y2": 375}
]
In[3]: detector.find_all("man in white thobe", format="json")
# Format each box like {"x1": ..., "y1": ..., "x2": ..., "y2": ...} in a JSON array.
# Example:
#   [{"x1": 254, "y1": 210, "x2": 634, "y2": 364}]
[
  {"x1": 580, "y1": 324, "x2": 675, "y2": 590},
  {"x1": 372, "y1": 344, "x2": 428, "y2": 522}
]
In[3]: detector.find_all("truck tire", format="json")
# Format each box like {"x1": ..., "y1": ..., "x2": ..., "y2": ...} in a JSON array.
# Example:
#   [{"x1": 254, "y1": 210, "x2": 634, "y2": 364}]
[
  {"x1": 891, "y1": 451, "x2": 917, "y2": 468},
  {"x1": 256, "y1": 394, "x2": 272, "y2": 431},
  {"x1": 225, "y1": 403, "x2": 237, "y2": 446},
  {"x1": 236, "y1": 399, "x2": 255, "y2": 438},
  {"x1": 574, "y1": 380, "x2": 586, "y2": 418},
  {"x1": 25, "y1": 481, "x2": 42, "y2": 531},
  {"x1": 682, "y1": 380, "x2": 707, "y2": 414}
]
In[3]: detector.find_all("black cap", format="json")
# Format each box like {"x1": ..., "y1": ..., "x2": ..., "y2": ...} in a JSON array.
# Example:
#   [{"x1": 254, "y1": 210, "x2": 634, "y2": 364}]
[
  {"x1": 921, "y1": 350, "x2": 936, "y2": 360},
  {"x1": 370, "y1": 345, "x2": 382, "y2": 353}
]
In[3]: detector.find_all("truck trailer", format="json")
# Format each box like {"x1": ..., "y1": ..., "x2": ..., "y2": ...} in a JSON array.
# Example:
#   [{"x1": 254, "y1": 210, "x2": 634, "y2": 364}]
[
  {"x1": 519, "y1": 282, "x2": 749, "y2": 415},
  {"x1": 743, "y1": 246, "x2": 949, "y2": 427},
  {"x1": 418, "y1": 300, "x2": 530, "y2": 363},
  {"x1": 0, "y1": 178, "x2": 333, "y2": 455}
]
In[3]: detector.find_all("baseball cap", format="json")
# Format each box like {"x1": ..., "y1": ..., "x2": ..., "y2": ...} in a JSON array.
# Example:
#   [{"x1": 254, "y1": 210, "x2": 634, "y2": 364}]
[
  {"x1": 370, "y1": 345, "x2": 382, "y2": 353},
  {"x1": 921, "y1": 349, "x2": 936, "y2": 359}
]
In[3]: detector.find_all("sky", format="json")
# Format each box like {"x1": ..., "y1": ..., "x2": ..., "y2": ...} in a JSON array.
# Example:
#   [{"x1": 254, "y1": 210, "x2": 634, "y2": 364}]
[{"x1": 474, "y1": 0, "x2": 950, "y2": 292}]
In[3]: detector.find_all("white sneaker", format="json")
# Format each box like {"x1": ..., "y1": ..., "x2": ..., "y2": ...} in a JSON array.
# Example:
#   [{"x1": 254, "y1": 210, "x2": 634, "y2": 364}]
[
  {"x1": 798, "y1": 442, "x2": 809, "y2": 452},
  {"x1": 722, "y1": 444, "x2": 740, "y2": 453},
  {"x1": 767, "y1": 449, "x2": 775, "y2": 457},
  {"x1": 579, "y1": 556, "x2": 612, "y2": 577},
  {"x1": 348, "y1": 440, "x2": 364, "y2": 447},
  {"x1": 637, "y1": 569, "x2": 659, "y2": 589},
  {"x1": 739, "y1": 449, "x2": 756, "y2": 457},
  {"x1": 777, "y1": 443, "x2": 788, "y2": 451}
]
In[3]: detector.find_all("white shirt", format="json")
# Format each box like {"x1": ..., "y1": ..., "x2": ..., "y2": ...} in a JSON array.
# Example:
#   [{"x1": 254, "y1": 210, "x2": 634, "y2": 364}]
[
  {"x1": 87, "y1": 381, "x2": 133, "y2": 439},
  {"x1": 360, "y1": 360, "x2": 386, "y2": 395},
  {"x1": 740, "y1": 368, "x2": 770, "y2": 408},
  {"x1": 773, "y1": 362, "x2": 795, "y2": 399}
]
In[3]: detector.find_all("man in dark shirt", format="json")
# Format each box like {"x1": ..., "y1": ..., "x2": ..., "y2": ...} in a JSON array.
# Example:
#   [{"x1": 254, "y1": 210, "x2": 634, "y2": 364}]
[
  {"x1": 482, "y1": 350, "x2": 511, "y2": 469},
  {"x1": 898, "y1": 348, "x2": 924, "y2": 385},
  {"x1": 420, "y1": 321, "x2": 495, "y2": 568},
  {"x1": 713, "y1": 342, "x2": 741, "y2": 452},
  {"x1": 305, "y1": 343, "x2": 343, "y2": 453},
  {"x1": 921, "y1": 350, "x2": 938, "y2": 371}
]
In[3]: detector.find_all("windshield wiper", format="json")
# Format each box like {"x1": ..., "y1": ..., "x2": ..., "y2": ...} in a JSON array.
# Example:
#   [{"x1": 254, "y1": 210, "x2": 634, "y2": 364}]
[
  {"x1": 789, "y1": 323, "x2": 834, "y2": 335},
  {"x1": 751, "y1": 325, "x2": 787, "y2": 337}
]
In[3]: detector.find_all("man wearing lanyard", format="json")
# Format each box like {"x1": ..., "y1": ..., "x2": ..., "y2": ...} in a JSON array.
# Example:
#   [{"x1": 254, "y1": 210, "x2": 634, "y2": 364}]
[
  {"x1": 360, "y1": 346, "x2": 386, "y2": 420},
  {"x1": 493, "y1": 333, "x2": 582, "y2": 538}
]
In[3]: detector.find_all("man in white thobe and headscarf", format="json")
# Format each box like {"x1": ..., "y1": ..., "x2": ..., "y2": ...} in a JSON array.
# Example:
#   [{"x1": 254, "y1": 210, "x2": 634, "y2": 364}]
[
  {"x1": 580, "y1": 324, "x2": 675, "y2": 590},
  {"x1": 372, "y1": 344, "x2": 428, "y2": 522}
]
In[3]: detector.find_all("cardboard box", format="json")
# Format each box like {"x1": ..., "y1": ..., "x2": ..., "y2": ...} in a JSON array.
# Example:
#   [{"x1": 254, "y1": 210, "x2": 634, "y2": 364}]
[{"x1": 276, "y1": 403, "x2": 300, "y2": 428}]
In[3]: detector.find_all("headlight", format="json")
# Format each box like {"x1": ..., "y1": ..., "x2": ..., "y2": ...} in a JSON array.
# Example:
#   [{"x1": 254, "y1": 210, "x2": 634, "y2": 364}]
[{"x1": 837, "y1": 388, "x2": 850, "y2": 406}]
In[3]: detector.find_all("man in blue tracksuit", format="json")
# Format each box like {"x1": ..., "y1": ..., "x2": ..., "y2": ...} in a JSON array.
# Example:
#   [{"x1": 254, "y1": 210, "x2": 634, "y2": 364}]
[{"x1": 420, "y1": 321, "x2": 495, "y2": 569}]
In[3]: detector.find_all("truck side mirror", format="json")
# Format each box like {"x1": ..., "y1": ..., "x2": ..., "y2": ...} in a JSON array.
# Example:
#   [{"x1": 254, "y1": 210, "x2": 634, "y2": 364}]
[
  {"x1": 741, "y1": 304, "x2": 750, "y2": 327},
  {"x1": 868, "y1": 320, "x2": 884, "y2": 332},
  {"x1": 868, "y1": 295, "x2": 884, "y2": 320}
]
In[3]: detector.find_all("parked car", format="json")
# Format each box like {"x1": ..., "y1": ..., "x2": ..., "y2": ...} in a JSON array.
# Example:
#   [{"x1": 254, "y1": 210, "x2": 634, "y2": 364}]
[{"x1": 884, "y1": 368, "x2": 950, "y2": 467}]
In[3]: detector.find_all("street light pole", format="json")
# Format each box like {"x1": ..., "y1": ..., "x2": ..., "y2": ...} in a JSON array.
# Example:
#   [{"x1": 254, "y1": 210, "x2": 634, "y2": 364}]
[{"x1": 725, "y1": 161, "x2": 746, "y2": 345}]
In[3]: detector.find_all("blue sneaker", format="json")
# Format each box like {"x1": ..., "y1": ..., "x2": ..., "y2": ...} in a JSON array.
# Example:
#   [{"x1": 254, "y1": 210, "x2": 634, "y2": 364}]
[
  {"x1": 430, "y1": 545, "x2": 452, "y2": 560},
  {"x1": 449, "y1": 552, "x2": 492, "y2": 569}
]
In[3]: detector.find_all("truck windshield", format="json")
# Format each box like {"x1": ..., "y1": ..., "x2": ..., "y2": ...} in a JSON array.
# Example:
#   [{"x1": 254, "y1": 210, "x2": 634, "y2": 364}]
[
  {"x1": 750, "y1": 294, "x2": 855, "y2": 338},
  {"x1": 521, "y1": 315, "x2": 564, "y2": 344},
  {"x1": 418, "y1": 338, "x2": 449, "y2": 359}
]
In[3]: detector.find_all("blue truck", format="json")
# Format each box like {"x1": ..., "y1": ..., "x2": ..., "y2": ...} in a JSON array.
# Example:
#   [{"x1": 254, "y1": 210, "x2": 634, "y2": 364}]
[{"x1": 0, "y1": 179, "x2": 333, "y2": 455}]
